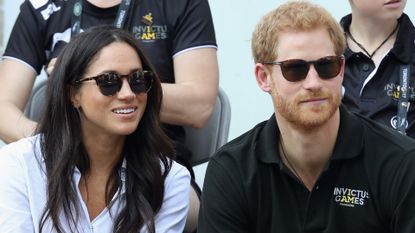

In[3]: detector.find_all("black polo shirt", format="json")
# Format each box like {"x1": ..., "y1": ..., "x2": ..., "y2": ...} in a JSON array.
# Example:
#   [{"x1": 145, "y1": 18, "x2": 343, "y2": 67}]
[
  {"x1": 199, "y1": 105, "x2": 415, "y2": 233},
  {"x1": 341, "y1": 13, "x2": 415, "y2": 138}
]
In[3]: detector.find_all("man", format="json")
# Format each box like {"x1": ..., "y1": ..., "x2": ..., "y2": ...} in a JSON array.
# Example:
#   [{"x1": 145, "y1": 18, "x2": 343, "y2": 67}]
[{"x1": 198, "y1": 1, "x2": 415, "y2": 233}]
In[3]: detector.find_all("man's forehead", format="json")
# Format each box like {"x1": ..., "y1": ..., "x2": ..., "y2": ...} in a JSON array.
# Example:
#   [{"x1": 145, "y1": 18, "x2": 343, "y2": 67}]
[{"x1": 275, "y1": 27, "x2": 336, "y2": 60}]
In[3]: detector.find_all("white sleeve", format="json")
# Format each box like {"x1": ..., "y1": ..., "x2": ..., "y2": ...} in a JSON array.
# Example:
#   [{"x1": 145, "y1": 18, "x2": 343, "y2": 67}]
[
  {"x1": 152, "y1": 161, "x2": 191, "y2": 233},
  {"x1": 0, "y1": 146, "x2": 35, "y2": 233}
]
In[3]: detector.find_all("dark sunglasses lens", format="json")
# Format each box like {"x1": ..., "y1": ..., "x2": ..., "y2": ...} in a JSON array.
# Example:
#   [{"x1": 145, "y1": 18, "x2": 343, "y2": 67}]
[
  {"x1": 129, "y1": 71, "x2": 153, "y2": 94},
  {"x1": 281, "y1": 60, "x2": 309, "y2": 82},
  {"x1": 96, "y1": 73, "x2": 122, "y2": 96},
  {"x1": 315, "y1": 56, "x2": 342, "y2": 79}
]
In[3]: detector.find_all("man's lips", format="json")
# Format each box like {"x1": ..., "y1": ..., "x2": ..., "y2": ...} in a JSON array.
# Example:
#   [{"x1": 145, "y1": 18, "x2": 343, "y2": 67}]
[{"x1": 300, "y1": 97, "x2": 328, "y2": 103}]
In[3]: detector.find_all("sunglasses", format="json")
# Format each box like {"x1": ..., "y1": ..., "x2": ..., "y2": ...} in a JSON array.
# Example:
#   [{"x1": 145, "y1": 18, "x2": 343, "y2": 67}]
[
  {"x1": 75, "y1": 70, "x2": 153, "y2": 96},
  {"x1": 263, "y1": 55, "x2": 344, "y2": 82}
]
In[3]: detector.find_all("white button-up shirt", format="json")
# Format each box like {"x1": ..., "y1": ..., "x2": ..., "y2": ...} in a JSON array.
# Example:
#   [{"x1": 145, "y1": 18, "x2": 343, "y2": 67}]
[{"x1": 0, "y1": 135, "x2": 190, "y2": 233}]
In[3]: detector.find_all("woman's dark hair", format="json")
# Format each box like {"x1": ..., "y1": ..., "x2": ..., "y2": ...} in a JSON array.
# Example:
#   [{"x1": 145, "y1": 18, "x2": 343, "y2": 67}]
[{"x1": 36, "y1": 25, "x2": 174, "y2": 233}]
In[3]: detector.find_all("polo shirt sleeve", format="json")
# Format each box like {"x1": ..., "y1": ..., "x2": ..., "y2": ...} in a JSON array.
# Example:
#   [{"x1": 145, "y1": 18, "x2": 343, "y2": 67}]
[
  {"x1": 3, "y1": 0, "x2": 48, "y2": 74},
  {"x1": 0, "y1": 145, "x2": 34, "y2": 232},
  {"x1": 151, "y1": 161, "x2": 190, "y2": 233},
  {"x1": 198, "y1": 158, "x2": 250, "y2": 233},
  {"x1": 167, "y1": 0, "x2": 217, "y2": 56}
]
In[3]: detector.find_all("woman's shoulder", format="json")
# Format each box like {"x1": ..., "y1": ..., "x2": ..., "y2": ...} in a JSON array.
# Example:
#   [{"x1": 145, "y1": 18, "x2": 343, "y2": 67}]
[
  {"x1": 0, "y1": 135, "x2": 43, "y2": 171},
  {"x1": 170, "y1": 160, "x2": 190, "y2": 175},
  {"x1": 164, "y1": 160, "x2": 191, "y2": 186}
]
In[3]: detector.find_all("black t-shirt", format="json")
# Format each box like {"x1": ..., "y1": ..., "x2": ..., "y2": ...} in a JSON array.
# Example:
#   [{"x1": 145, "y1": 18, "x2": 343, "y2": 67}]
[
  {"x1": 3, "y1": 0, "x2": 217, "y2": 159},
  {"x1": 199, "y1": 105, "x2": 415, "y2": 233},
  {"x1": 340, "y1": 13, "x2": 415, "y2": 138}
]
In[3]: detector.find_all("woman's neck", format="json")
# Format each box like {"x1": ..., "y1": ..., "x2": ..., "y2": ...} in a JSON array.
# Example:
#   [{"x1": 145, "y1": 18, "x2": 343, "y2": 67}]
[
  {"x1": 82, "y1": 134, "x2": 125, "y2": 175},
  {"x1": 349, "y1": 15, "x2": 398, "y2": 49},
  {"x1": 87, "y1": 0, "x2": 121, "y2": 8},
  {"x1": 348, "y1": 14, "x2": 399, "y2": 66}
]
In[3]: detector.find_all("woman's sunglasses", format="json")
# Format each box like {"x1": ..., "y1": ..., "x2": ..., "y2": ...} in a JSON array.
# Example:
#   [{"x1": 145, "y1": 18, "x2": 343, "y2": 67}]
[
  {"x1": 262, "y1": 55, "x2": 344, "y2": 82},
  {"x1": 75, "y1": 70, "x2": 153, "y2": 96}
]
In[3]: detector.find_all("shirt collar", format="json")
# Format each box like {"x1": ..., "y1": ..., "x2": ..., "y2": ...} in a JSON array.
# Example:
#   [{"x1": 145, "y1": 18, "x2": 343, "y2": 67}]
[
  {"x1": 255, "y1": 105, "x2": 363, "y2": 165},
  {"x1": 120, "y1": 158, "x2": 127, "y2": 182},
  {"x1": 339, "y1": 14, "x2": 354, "y2": 60},
  {"x1": 331, "y1": 105, "x2": 363, "y2": 160},
  {"x1": 390, "y1": 13, "x2": 415, "y2": 63},
  {"x1": 256, "y1": 114, "x2": 281, "y2": 164}
]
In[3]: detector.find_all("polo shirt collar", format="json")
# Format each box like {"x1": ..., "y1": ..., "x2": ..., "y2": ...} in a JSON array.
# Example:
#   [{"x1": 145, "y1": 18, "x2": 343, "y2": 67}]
[
  {"x1": 256, "y1": 114, "x2": 281, "y2": 164},
  {"x1": 339, "y1": 14, "x2": 354, "y2": 60},
  {"x1": 330, "y1": 105, "x2": 363, "y2": 160},
  {"x1": 255, "y1": 105, "x2": 363, "y2": 165},
  {"x1": 390, "y1": 13, "x2": 415, "y2": 64}
]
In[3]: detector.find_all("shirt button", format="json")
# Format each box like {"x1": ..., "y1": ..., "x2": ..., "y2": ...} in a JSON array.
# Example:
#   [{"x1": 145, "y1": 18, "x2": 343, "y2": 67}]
[
  {"x1": 315, "y1": 186, "x2": 319, "y2": 190},
  {"x1": 362, "y1": 64, "x2": 370, "y2": 72}
]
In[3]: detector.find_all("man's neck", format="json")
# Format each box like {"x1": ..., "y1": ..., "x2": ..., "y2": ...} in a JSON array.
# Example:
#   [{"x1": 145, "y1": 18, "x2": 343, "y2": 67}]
[{"x1": 277, "y1": 110, "x2": 340, "y2": 191}]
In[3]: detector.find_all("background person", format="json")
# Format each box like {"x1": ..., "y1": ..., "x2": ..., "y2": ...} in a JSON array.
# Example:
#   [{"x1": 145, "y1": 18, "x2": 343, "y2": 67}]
[
  {"x1": 0, "y1": 26, "x2": 190, "y2": 233},
  {"x1": 198, "y1": 1, "x2": 415, "y2": 232},
  {"x1": 341, "y1": 0, "x2": 415, "y2": 137}
]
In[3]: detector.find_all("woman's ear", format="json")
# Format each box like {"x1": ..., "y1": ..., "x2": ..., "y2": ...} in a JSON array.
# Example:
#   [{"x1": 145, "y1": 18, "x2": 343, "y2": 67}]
[
  {"x1": 254, "y1": 63, "x2": 272, "y2": 92},
  {"x1": 69, "y1": 86, "x2": 81, "y2": 108}
]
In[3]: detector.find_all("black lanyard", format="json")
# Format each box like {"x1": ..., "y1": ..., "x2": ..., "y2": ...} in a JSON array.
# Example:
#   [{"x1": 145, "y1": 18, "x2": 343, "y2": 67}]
[
  {"x1": 397, "y1": 64, "x2": 411, "y2": 134},
  {"x1": 71, "y1": 0, "x2": 133, "y2": 35}
]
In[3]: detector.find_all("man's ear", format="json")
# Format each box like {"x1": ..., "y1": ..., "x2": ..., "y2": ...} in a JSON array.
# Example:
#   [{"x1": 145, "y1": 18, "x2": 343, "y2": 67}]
[
  {"x1": 338, "y1": 58, "x2": 345, "y2": 82},
  {"x1": 255, "y1": 63, "x2": 272, "y2": 92}
]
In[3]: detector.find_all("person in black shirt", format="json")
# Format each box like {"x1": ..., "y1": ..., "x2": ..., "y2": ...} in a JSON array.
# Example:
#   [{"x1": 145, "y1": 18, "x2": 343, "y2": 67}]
[
  {"x1": 198, "y1": 1, "x2": 415, "y2": 232},
  {"x1": 341, "y1": 0, "x2": 415, "y2": 137}
]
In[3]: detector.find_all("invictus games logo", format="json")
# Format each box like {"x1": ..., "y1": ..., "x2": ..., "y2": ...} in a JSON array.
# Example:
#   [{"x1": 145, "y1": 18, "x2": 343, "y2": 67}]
[
  {"x1": 132, "y1": 12, "x2": 167, "y2": 42},
  {"x1": 141, "y1": 13, "x2": 153, "y2": 25},
  {"x1": 333, "y1": 187, "x2": 370, "y2": 207}
]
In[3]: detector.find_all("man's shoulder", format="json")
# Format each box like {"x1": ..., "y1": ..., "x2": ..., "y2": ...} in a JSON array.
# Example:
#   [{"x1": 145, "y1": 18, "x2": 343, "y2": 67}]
[
  {"x1": 211, "y1": 119, "x2": 269, "y2": 166},
  {"x1": 354, "y1": 112, "x2": 415, "y2": 156}
]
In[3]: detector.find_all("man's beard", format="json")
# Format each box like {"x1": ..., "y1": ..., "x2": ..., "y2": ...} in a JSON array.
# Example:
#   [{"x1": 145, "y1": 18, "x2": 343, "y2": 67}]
[{"x1": 274, "y1": 89, "x2": 341, "y2": 131}]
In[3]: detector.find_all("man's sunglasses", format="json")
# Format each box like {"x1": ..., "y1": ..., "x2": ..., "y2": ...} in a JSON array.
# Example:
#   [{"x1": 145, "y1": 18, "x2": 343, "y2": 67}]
[
  {"x1": 75, "y1": 70, "x2": 153, "y2": 96},
  {"x1": 262, "y1": 55, "x2": 344, "y2": 82}
]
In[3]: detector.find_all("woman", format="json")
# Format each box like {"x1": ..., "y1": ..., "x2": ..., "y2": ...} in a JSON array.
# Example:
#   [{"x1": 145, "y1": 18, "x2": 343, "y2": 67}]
[
  {"x1": 0, "y1": 26, "x2": 190, "y2": 233},
  {"x1": 0, "y1": 2, "x2": 218, "y2": 229}
]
